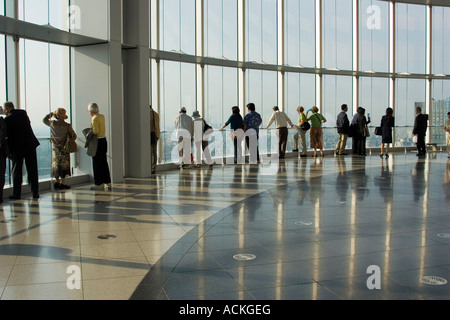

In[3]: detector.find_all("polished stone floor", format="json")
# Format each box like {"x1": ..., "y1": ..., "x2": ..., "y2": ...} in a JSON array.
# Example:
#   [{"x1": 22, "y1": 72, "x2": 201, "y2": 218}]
[{"x1": 0, "y1": 152, "x2": 449, "y2": 300}]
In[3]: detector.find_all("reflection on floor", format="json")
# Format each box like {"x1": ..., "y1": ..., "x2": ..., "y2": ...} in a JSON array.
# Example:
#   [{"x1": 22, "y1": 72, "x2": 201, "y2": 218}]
[{"x1": 1, "y1": 152, "x2": 449, "y2": 300}]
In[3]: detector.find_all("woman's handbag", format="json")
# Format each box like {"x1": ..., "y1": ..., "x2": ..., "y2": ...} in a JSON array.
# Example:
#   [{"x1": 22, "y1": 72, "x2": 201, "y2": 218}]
[
  {"x1": 363, "y1": 125, "x2": 370, "y2": 137},
  {"x1": 300, "y1": 122, "x2": 310, "y2": 131},
  {"x1": 64, "y1": 130, "x2": 78, "y2": 153},
  {"x1": 375, "y1": 127, "x2": 382, "y2": 136}
]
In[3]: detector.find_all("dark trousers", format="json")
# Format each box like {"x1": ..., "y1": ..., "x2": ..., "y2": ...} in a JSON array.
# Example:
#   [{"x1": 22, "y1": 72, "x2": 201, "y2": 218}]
[
  {"x1": 277, "y1": 127, "x2": 288, "y2": 159},
  {"x1": 11, "y1": 149, "x2": 39, "y2": 197},
  {"x1": 151, "y1": 143, "x2": 157, "y2": 173},
  {"x1": 246, "y1": 135, "x2": 260, "y2": 163},
  {"x1": 0, "y1": 154, "x2": 6, "y2": 199},
  {"x1": 353, "y1": 134, "x2": 366, "y2": 155},
  {"x1": 93, "y1": 138, "x2": 111, "y2": 185},
  {"x1": 357, "y1": 136, "x2": 367, "y2": 156},
  {"x1": 417, "y1": 134, "x2": 426, "y2": 155}
]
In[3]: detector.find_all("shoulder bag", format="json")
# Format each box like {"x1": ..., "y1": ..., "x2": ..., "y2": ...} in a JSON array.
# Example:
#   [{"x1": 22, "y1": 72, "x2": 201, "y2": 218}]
[
  {"x1": 374, "y1": 127, "x2": 382, "y2": 136},
  {"x1": 64, "y1": 128, "x2": 78, "y2": 153}
]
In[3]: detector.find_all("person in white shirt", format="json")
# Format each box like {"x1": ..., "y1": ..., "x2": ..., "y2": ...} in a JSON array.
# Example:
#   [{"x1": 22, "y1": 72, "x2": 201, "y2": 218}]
[
  {"x1": 174, "y1": 107, "x2": 194, "y2": 168},
  {"x1": 192, "y1": 110, "x2": 213, "y2": 168},
  {"x1": 265, "y1": 106, "x2": 294, "y2": 159}
]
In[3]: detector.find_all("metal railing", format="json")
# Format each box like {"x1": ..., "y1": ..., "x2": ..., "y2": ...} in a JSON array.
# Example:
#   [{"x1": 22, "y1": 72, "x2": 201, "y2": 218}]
[{"x1": 156, "y1": 125, "x2": 447, "y2": 164}]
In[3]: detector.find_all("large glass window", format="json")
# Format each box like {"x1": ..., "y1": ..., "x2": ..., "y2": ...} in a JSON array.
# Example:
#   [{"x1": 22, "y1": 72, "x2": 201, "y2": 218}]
[
  {"x1": 359, "y1": 0, "x2": 390, "y2": 72},
  {"x1": 0, "y1": 35, "x2": 6, "y2": 103},
  {"x1": 19, "y1": 0, "x2": 70, "y2": 31},
  {"x1": 284, "y1": 0, "x2": 315, "y2": 68},
  {"x1": 205, "y1": 66, "x2": 238, "y2": 129},
  {"x1": 322, "y1": 75, "x2": 353, "y2": 149},
  {"x1": 395, "y1": 78, "x2": 426, "y2": 146},
  {"x1": 430, "y1": 80, "x2": 450, "y2": 145},
  {"x1": 159, "y1": 61, "x2": 196, "y2": 163},
  {"x1": 322, "y1": 75, "x2": 353, "y2": 124},
  {"x1": 432, "y1": 7, "x2": 450, "y2": 75},
  {"x1": 148, "y1": 0, "x2": 450, "y2": 160},
  {"x1": 245, "y1": 0, "x2": 277, "y2": 64},
  {"x1": 19, "y1": 39, "x2": 71, "y2": 180},
  {"x1": 322, "y1": 0, "x2": 353, "y2": 70},
  {"x1": 285, "y1": 72, "x2": 316, "y2": 151},
  {"x1": 359, "y1": 77, "x2": 390, "y2": 148},
  {"x1": 395, "y1": 3, "x2": 426, "y2": 74},
  {"x1": 246, "y1": 69, "x2": 278, "y2": 125},
  {"x1": 204, "y1": 0, "x2": 238, "y2": 60},
  {"x1": 160, "y1": 0, "x2": 196, "y2": 55},
  {"x1": 285, "y1": 73, "x2": 316, "y2": 118}
]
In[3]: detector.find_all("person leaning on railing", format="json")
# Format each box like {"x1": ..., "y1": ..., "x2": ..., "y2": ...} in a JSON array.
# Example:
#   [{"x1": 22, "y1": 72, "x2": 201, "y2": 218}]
[{"x1": 43, "y1": 108, "x2": 77, "y2": 190}]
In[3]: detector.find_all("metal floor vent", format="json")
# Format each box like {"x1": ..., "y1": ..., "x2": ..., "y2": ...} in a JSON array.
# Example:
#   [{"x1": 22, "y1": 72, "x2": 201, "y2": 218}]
[
  {"x1": 233, "y1": 254, "x2": 256, "y2": 261},
  {"x1": 420, "y1": 276, "x2": 448, "y2": 286},
  {"x1": 295, "y1": 221, "x2": 313, "y2": 226},
  {"x1": 98, "y1": 234, "x2": 117, "y2": 240}
]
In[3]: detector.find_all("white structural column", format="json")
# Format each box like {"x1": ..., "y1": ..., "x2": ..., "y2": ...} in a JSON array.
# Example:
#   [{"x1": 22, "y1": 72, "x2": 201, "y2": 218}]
[
  {"x1": 71, "y1": 0, "x2": 125, "y2": 183},
  {"x1": 5, "y1": 0, "x2": 19, "y2": 105},
  {"x1": 123, "y1": 0, "x2": 152, "y2": 178},
  {"x1": 107, "y1": 0, "x2": 126, "y2": 182},
  {"x1": 278, "y1": 0, "x2": 284, "y2": 111},
  {"x1": 425, "y1": 4, "x2": 432, "y2": 134},
  {"x1": 353, "y1": 0, "x2": 359, "y2": 111},
  {"x1": 315, "y1": 0, "x2": 322, "y2": 110},
  {"x1": 196, "y1": 0, "x2": 205, "y2": 116},
  {"x1": 389, "y1": 1, "x2": 395, "y2": 110},
  {"x1": 238, "y1": 0, "x2": 246, "y2": 111}
]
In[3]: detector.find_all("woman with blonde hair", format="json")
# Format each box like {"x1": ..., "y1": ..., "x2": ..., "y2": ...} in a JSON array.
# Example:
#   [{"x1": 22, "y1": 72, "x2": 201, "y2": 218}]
[
  {"x1": 306, "y1": 106, "x2": 327, "y2": 157},
  {"x1": 43, "y1": 108, "x2": 77, "y2": 190}
]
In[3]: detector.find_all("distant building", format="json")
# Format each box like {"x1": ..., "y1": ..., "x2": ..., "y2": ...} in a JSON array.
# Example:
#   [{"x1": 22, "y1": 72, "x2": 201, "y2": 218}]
[{"x1": 430, "y1": 97, "x2": 450, "y2": 145}]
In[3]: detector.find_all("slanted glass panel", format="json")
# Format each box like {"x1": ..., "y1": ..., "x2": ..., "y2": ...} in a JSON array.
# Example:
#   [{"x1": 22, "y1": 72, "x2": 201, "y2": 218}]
[
  {"x1": 359, "y1": 0, "x2": 390, "y2": 72},
  {"x1": 245, "y1": 0, "x2": 277, "y2": 64},
  {"x1": 322, "y1": 0, "x2": 353, "y2": 71},
  {"x1": 395, "y1": 3, "x2": 426, "y2": 74},
  {"x1": 284, "y1": 0, "x2": 315, "y2": 68}
]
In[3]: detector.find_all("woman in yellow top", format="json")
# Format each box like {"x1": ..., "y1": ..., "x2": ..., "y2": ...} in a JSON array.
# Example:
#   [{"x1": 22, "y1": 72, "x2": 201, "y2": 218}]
[
  {"x1": 445, "y1": 112, "x2": 450, "y2": 159},
  {"x1": 306, "y1": 106, "x2": 327, "y2": 157},
  {"x1": 88, "y1": 103, "x2": 112, "y2": 190}
]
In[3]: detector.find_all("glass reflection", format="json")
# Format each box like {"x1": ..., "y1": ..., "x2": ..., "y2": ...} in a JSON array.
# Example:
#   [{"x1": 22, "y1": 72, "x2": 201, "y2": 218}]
[
  {"x1": 336, "y1": 156, "x2": 349, "y2": 205},
  {"x1": 411, "y1": 158, "x2": 426, "y2": 202},
  {"x1": 374, "y1": 157, "x2": 394, "y2": 204},
  {"x1": 350, "y1": 156, "x2": 369, "y2": 202},
  {"x1": 444, "y1": 160, "x2": 450, "y2": 200}
]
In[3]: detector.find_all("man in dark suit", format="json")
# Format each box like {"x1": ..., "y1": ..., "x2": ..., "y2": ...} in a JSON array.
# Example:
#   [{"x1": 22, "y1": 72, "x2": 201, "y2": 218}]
[
  {"x1": 0, "y1": 114, "x2": 8, "y2": 203},
  {"x1": 413, "y1": 106, "x2": 429, "y2": 157},
  {"x1": 2, "y1": 102, "x2": 40, "y2": 200}
]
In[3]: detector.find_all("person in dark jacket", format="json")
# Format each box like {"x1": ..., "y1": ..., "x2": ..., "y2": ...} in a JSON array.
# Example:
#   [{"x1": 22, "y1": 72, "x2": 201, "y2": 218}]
[
  {"x1": 2, "y1": 102, "x2": 40, "y2": 200},
  {"x1": 220, "y1": 106, "x2": 244, "y2": 164},
  {"x1": 0, "y1": 113, "x2": 9, "y2": 203},
  {"x1": 413, "y1": 106, "x2": 429, "y2": 157},
  {"x1": 335, "y1": 104, "x2": 350, "y2": 156},
  {"x1": 354, "y1": 107, "x2": 371, "y2": 157},
  {"x1": 380, "y1": 107, "x2": 395, "y2": 158}
]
